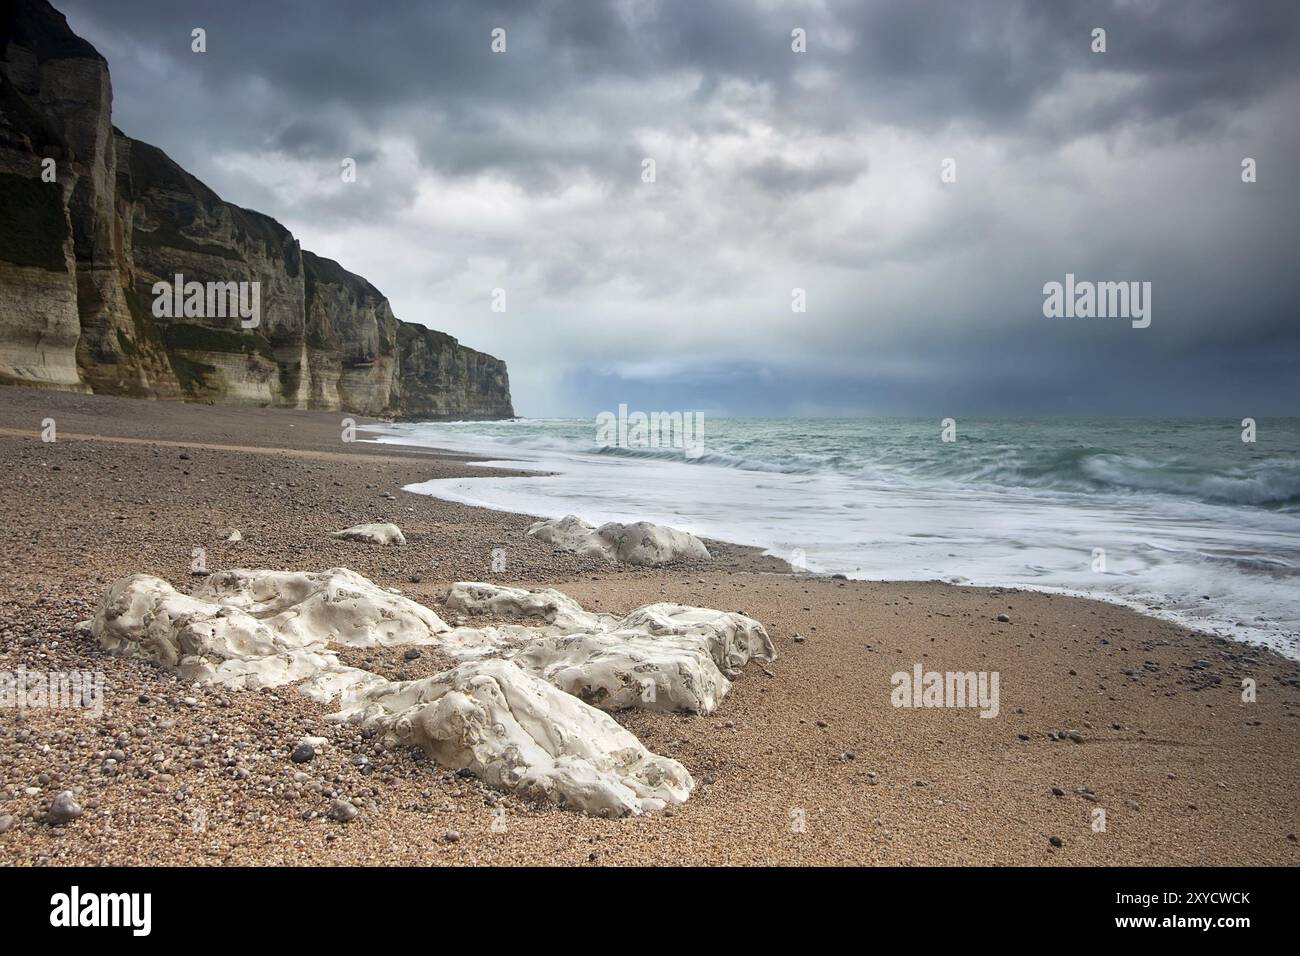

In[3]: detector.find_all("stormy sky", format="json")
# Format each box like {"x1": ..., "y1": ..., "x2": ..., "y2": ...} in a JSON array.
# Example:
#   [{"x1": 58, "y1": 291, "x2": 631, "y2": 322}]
[{"x1": 59, "y1": 0, "x2": 1300, "y2": 417}]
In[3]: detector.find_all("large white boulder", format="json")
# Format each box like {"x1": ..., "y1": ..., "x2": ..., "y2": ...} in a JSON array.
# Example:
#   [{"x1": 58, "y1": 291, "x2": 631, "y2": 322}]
[
  {"x1": 336, "y1": 659, "x2": 693, "y2": 816},
  {"x1": 444, "y1": 581, "x2": 610, "y2": 632},
  {"x1": 446, "y1": 582, "x2": 774, "y2": 713},
  {"x1": 195, "y1": 567, "x2": 449, "y2": 647},
  {"x1": 86, "y1": 570, "x2": 772, "y2": 815},
  {"x1": 524, "y1": 514, "x2": 611, "y2": 560},
  {"x1": 90, "y1": 573, "x2": 381, "y2": 699},
  {"x1": 526, "y1": 515, "x2": 711, "y2": 565},
  {"x1": 513, "y1": 630, "x2": 731, "y2": 714},
  {"x1": 331, "y1": 523, "x2": 406, "y2": 546},
  {"x1": 618, "y1": 604, "x2": 776, "y2": 677},
  {"x1": 599, "y1": 520, "x2": 712, "y2": 565}
]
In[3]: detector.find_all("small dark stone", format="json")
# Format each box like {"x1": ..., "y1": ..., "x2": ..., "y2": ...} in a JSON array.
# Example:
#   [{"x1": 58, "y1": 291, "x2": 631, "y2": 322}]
[
  {"x1": 996, "y1": 614, "x2": 1011, "y2": 623},
  {"x1": 1051, "y1": 786, "x2": 1065, "y2": 797},
  {"x1": 44, "y1": 791, "x2": 81, "y2": 826},
  {"x1": 403, "y1": 648, "x2": 422, "y2": 662},
  {"x1": 290, "y1": 743, "x2": 315, "y2": 764},
  {"x1": 1049, "y1": 835, "x2": 1064, "y2": 848},
  {"x1": 444, "y1": 830, "x2": 461, "y2": 843}
]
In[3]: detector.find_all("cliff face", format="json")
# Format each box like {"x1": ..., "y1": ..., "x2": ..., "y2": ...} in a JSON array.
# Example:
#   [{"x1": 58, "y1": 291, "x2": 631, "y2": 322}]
[{"x1": 0, "y1": 0, "x2": 513, "y2": 419}]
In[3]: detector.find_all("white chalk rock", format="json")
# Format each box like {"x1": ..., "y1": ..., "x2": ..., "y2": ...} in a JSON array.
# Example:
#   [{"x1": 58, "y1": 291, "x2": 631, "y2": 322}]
[
  {"x1": 331, "y1": 523, "x2": 406, "y2": 546},
  {"x1": 444, "y1": 582, "x2": 775, "y2": 712},
  {"x1": 598, "y1": 520, "x2": 712, "y2": 565},
  {"x1": 337, "y1": 659, "x2": 693, "y2": 816},
  {"x1": 525, "y1": 514, "x2": 611, "y2": 560},
  {"x1": 195, "y1": 568, "x2": 449, "y2": 647},
  {"x1": 92, "y1": 568, "x2": 449, "y2": 698},
  {"x1": 438, "y1": 625, "x2": 536, "y2": 660},
  {"x1": 514, "y1": 630, "x2": 731, "y2": 714},
  {"x1": 90, "y1": 573, "x2": 378, "y2": 697},
  {"x1": 89, "y1": 570, "x2": 770, "y2": 815},
  {"x1": 224, "y1": 529, "x2": 242, "y2": 543},
  {"x1": 619, "y1": 604, "x2": 776, "y2": 677},
  {"x1": 445, "y1": 581, "x2": 610, "y2": 631},
  {"x1": 526, "y1": 515, "x2": 711, "y2": 565}
]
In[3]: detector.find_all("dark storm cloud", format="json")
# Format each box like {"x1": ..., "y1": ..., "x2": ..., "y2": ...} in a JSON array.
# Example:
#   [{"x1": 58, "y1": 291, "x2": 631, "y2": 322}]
[
  {"x1": 57, "y1": 0, "x2": 1300, "y2": 415},
  {"x1": 67, "y1": 0, "x2": 1300, "y2": 160}
]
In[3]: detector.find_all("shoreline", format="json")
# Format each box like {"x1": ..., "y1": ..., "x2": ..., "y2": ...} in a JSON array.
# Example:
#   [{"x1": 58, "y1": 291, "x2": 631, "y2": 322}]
[
  {"x1": 1, "y1": 387, "x2": 1297, "y2": 866},
  {"x1": 363, "y1": 423, "x2": 1300, "y2": 662}
]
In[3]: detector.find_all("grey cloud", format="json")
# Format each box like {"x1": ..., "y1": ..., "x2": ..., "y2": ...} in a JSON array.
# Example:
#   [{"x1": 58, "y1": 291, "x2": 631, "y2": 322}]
[{"x1": 55, "y1": 0, "x2": 1300, "y2": 416}]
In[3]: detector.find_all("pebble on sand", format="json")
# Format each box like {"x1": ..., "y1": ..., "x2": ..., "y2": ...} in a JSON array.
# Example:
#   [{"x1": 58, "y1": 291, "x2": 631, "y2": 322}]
[
  {"x1": 329, "y1": 799, "x2": 358, "y2": 822},
  {"x1": 290, "y1": 742, "x2": 316, "y2": 764},
  {"x1": 45, "y1": 790, "x2": 82, "y2": 826}
]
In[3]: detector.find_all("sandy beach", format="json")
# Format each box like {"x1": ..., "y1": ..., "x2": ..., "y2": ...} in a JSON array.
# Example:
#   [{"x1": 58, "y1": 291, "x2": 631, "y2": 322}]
[{"x1": 0, "y1": 386, "x2": 1296, "y2": 867}]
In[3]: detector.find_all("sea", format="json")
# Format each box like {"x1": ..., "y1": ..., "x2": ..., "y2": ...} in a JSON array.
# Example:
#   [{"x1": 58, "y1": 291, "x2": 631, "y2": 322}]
[{"x1": 367, "y1": 416, "x2": 1300, "y2": 659}]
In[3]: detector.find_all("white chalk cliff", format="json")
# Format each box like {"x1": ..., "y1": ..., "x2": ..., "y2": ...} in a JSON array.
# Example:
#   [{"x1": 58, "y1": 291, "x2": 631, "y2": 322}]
[{"x1": 0, "y1": 0, "x2": 513, "y2": 419}]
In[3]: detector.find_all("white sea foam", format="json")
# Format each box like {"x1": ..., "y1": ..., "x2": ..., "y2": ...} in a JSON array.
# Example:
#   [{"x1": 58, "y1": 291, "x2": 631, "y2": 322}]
[{"x1": 370, "y1": 419, "x2": 1300, "y2": 659}]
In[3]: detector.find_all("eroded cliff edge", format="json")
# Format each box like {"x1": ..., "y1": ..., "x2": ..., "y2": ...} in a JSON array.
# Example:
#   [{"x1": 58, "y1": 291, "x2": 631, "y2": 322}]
[{"x1": 0, "y1": 0, "x2": 513, "y2": 419}]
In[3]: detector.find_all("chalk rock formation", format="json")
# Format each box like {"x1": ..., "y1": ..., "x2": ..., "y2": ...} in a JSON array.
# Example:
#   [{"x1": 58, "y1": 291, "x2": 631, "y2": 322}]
[
  {"x1": 86, "y1": 569, "x2": 772, "y2": 814},
  {"x1": 0, "y1": 0, "x2": 513, "y2": 419},
  {"x1": 527, "y1": 515, "x2": 712, "y2": 566},
  {"x1": 599, "y1": 520, "x2": 713, "y2": 565},
  {"x1": 193, "y1": 568, "x2": 447, "y2": 646},
  {"x1": 90, "y1": 573, "x2": 382, "y2": 700},
  {"x1": 513, "y1": 630, "x2": 731, "y2": 714},
  {"x1": 524, "y1": 515, "x2": 612, "y2": 560},
  {"x1": 444, "y1": 581, "x2": 610, "y2": 631},
  {"x1": 337, "y1": 659, "x2": 693, "y2": 816},
  {"x1": 331, "y1": 523, "x2": 406, "y2": 546},
  {"x1": 619, "y1": 603, "x2": 777, "y2": 677},
  {"x1": 444, "y1": 582, "x2": 775, "y2": 714}
]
